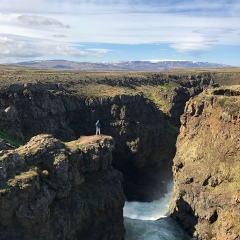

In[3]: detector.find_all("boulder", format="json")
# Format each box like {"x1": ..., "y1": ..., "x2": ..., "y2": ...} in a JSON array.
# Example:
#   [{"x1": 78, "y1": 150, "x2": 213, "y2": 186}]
[{"x1": 0, "y1": 134, "x2": 125, "y2": 240}]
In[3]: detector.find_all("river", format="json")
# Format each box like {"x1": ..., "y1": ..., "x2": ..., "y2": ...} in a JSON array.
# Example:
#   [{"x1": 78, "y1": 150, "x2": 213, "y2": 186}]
[{"x1": 123, "y1": 182, "x2": 191, "y2": 240}]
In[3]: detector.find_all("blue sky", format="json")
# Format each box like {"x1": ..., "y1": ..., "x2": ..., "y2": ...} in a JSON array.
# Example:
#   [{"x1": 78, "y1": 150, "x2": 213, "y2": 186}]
[{"x1": 0, "y1": 0, "x2": 240, "y2": 66}]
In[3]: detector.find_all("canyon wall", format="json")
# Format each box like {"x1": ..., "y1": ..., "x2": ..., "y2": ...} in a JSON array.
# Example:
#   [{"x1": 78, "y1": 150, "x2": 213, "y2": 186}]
[
  {"x1": 0, "y1": 70, "x2": 237, "y2": 239},
  {"x1": 169, "y1": 86, "x2": 240, "y2": 239},
  {"x1": 0, "y1": 73, "x2": 215, "y2": 201},
  {"x1": 0, "y1": 134, "x2": 125, "y2": 240},
  {"x1": 0, "y1": 85, "x2": 166, "y2": 200}
]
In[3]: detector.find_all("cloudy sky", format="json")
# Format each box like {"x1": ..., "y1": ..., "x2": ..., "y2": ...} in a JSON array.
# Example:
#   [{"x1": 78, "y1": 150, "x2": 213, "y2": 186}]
[{"x1": 0, "y1": 0, "x2": 240, "y2": 65}]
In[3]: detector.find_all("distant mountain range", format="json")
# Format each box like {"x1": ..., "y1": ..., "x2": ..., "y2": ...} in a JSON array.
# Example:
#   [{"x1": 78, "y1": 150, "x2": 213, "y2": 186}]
[{"x1": 11, "y1": 60, "x2": 232, "y2": 71}]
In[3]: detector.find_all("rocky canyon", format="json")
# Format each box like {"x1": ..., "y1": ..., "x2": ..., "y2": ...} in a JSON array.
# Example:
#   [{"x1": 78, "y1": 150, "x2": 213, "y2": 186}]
[
  {"x1": 169, "y1": 86, "x2": 240, "y2": 239},
  {"x1": 0, "y1": 66, "x2": 239, "y2": 239}
]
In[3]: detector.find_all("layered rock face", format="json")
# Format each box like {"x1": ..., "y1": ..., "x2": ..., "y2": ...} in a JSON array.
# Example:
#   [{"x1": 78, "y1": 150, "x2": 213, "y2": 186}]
[
  {"x1": 0, "y1": 84, "x2": 167, "y2": 200},
  {"x1": 169, "y1": 86, "x2": 240, "y2": 239},
  {"x1": 0, "y1": 134, "x2": 125, "y2": 240},
  {"x1": 0, "y1": 74, "x2": 215, "y2": 201}
]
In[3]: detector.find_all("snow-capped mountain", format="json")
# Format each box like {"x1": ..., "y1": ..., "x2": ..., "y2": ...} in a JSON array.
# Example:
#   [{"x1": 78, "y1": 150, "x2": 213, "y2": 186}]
[{"x1": 12, "y1": 60, "x2": 232, "y2": 71}]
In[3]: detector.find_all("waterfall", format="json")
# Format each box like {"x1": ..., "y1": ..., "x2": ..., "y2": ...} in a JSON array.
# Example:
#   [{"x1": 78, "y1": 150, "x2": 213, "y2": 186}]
[
  {"x1": 123, "y1": 181, "x2": 173, "y2": 220},
  {"x1": 123, "y1": 181, "x2": 191, "y2": 240}
]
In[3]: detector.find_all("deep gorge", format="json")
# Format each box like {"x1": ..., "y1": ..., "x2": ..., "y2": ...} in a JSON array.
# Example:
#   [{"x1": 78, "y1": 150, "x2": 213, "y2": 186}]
[
  {"x1": 0, "y1": 69, "x2": 239, "y2": 239},
  {"x1": 0, "y1": 72, "x2": 216, "y2": 200}
]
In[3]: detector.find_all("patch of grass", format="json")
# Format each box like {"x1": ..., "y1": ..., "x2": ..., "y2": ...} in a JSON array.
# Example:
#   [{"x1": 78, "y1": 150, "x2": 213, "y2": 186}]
[
  {"x1": 6, "y1": 167, "x2": 39, "y2": 190},
  {"x1": 163, "y1": 82, "x2": 172, "y2": 89},
  {"x1": 73, "y1": 84, "x2": 138, "y2": 98},
  {"x1": 208, "y1": 162, "x2": 240, "y2": 194},
  {"x1": 137, "y1": 85, "x2": 172, "y2": 114},
  {"x1": 219, "y1": 98, "x2": 226, "y2": 107},
  {"x1": 0, "y1": 131, "x2": 23, "y2": 148},
  {"x1": 76, "y1": 144, "x2": 87, "y2": 153},
  {"x1": 65, "y1": 141, "x2": 86, "y2": 153},
  {"x1": 0, "y1": 65, "x2": 239, "y2": 117},
  {"x1": 219, "y1": 98, "x2": 240, "y2": 117}
]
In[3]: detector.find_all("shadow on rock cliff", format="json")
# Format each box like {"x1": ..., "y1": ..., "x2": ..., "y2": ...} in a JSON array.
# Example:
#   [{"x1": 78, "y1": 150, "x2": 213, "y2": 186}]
[
  {"x1": 0, "y1": 83, "x2": 181, "y2": 203},
  {"x1": 169, "y1": 197, "x2": 198, "y2": 237},
  {"x1": 0, "y1": 134, "x2": 125, "y2": 240}
]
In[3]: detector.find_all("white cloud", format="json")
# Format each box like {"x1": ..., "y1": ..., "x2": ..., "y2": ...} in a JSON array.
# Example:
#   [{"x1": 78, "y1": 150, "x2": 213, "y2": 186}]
[
  {"x1": 0, "y1": 0, "x2": 239, "y2": 61},
  {"x1": 0, "y1": 37, "x2": 97, "y2": 61},
  {"x1": 18, "y1": 15, "x2": 70, "y2": 28},
  {"x1": 170, "y1": 42, "x2": 212, "y2": 55},
  {"x1": 193, "y1": 28, "x2": 234, "y2": 35},
  {"x1": 87, "y1": 48, "x2": 114, "y2": 54},
  {"x1": 52, "y1": 34, "x2": 67, "y2": 38},
  {"x1": 0, "y1": 37, "x2": 41, "y2": 58}
]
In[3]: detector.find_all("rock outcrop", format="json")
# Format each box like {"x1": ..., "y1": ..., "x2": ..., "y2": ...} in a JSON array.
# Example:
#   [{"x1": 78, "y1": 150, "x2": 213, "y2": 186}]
[
  {"x1": 0, "y1": 83, "x2": 169, "y2": 201},
  {"x1": 169, "y1": 86, "x2": 240, "y2": 239},
  {"x1": 0, "y1": 134, "x2": 125, "y2": 240},
  {"x1": 0, "y1": 73, "x2": 215, "y2": 201}
]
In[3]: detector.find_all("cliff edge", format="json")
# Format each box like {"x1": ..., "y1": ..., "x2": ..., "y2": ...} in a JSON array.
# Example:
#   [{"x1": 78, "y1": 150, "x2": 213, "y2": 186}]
[
  {"x1": 169, "y1": 86, "x2": 240, "y2": 240},
  {"x1": 0, "y1": 134, "x2": 125, "y2": 240},
  {"x1": 0, "y1": 69, "x2": 220, "y2": 202}
]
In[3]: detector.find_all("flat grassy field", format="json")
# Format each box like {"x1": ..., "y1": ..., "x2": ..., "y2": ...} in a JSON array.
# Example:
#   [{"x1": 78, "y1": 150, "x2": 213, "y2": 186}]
[{"x1": 0, "y1": 64, "x2": 239, "y2": 106}]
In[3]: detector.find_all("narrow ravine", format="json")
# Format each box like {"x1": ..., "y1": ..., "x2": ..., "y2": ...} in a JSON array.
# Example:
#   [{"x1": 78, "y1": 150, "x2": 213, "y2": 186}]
[{"x1": 123, "y1": 182, "x2": 191, "y2": 240}]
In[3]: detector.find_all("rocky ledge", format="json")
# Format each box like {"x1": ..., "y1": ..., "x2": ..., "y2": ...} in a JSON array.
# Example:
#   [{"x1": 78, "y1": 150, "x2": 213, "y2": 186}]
[
  {"x1": 0, "y1": 134, "x2": 125, "y2": 240},
  {"x1": 169, "y1": 86, "x2": 240, "y2": 240}
]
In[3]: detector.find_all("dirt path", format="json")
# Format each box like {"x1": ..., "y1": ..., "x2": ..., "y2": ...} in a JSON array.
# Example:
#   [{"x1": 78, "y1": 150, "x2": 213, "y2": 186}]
[
  {"x1": 65, "y1": 135, "x2": 107, "y2": 150},
  {"x1": 76, "y1": 135, "x2": 103, "y2": 145}
]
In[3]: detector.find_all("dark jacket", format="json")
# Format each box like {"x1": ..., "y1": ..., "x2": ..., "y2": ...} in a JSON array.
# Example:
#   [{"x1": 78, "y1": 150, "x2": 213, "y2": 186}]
[{"x1": 96, "y1": 120, "x2": 101, "y2": 128}]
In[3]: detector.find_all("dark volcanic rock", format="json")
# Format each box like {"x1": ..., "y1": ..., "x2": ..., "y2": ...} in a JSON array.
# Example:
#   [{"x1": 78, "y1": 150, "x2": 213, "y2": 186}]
[
  {"x1": 0, "y1": 84, "x2": 168, "y2": 200},
  {"x1": 0, "y1": 138, "x2": 13, "y2": 150},
  {"x1": 0, "y1": 73, "x2": 216, "y2": 201},
  {"x1": 169, "y1": 86, "x2": 240, "y2": 240},
  {"x1": 0, "y1": 134, "x2": 125, "y2": 240}
]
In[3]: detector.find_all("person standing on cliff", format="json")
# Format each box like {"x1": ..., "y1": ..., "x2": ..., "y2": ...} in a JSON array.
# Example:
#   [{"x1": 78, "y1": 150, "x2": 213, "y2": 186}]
[{"x1": 95, "y1": 120, "x2": 101, "y2": 135}]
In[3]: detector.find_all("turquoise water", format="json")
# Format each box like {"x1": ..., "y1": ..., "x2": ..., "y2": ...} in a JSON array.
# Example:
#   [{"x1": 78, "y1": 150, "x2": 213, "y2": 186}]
[
  {"x1": 123, "y1": 182, "x2": 191, "y2": 240},
  {"x1": 124, "y1": 217, "x2": 191, "y2": 240}
]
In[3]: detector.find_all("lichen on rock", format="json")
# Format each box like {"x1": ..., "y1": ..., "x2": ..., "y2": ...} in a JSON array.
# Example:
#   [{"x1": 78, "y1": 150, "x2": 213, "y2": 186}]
[
  {"x1": 0, "y1": 134, "x2": 125, "y2": 240},
  {"x1": 169, "y1": 86, "x2": 240, "y2": 240}
]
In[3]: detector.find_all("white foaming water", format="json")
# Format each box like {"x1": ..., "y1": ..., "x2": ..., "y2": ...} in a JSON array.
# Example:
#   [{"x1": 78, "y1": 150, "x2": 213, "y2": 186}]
[
  {"x1": 123, "y1": 181, "x2": 191, "y2": 240},
  {"x1": 123, "y1": 181, "x2": 173, "y2": 220}
]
